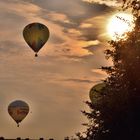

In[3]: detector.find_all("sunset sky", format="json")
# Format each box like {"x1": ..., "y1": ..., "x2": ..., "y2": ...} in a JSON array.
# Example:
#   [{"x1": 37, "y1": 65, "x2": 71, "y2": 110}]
[{"x1": 0, "y1": 0, "x2": 123, "y2": 139}]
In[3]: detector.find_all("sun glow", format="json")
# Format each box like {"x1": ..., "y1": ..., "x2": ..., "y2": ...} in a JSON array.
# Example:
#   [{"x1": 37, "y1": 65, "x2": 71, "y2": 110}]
[{"x1": 107, "y1": 13, "x2": 134, "y2": 40}]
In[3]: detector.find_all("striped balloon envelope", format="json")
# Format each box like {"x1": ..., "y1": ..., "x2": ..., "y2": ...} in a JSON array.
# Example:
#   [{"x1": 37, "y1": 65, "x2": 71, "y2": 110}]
[
  {"x1": 23, "y1": 22, "x2": 50, "y2": 57},
  {"x1": 8, "y1": 100, "x2": 29, "y2": 127},
  {"x1": 89, "y1": 83, "x2": 106, "y2": 105}
]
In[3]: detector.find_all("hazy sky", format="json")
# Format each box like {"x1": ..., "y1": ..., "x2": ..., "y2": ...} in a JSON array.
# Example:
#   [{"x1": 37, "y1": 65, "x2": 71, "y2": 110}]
[{"x1": 0, "y1": 0, "x2": 120, "y2": 139}]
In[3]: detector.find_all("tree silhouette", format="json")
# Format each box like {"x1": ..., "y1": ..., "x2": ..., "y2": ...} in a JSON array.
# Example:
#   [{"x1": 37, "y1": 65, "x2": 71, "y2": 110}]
[
  {"x1": 0, "y1": 137, "x2": 4, "y2": 140},
  {"x1": 76, "y1": 1, "x2": 140, "y2": 140}
]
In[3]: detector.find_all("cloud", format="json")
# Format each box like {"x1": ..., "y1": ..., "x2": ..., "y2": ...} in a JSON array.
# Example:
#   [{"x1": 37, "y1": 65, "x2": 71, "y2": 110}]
[
  {"x1": 91, "y1": 68, "x2": 107, "y2": 77},
  {"x1": 61, "y1": 78, "x2": 94, "y2": 83},
  {"x1": 0, "y1": 0, "x2": 114, "y2": 139},
  {"x1": 15, "y1": 0, "x2": 116, "y2": 59},
  {"x1": 47, "y1": 12, "x2": 71, "y2": 23},
  {"x1": 82, "y1": 0, "x2": 121, "y2": 7},
  {"x1": 79, "y1": 23, "x2": 93, "y2": 28}
]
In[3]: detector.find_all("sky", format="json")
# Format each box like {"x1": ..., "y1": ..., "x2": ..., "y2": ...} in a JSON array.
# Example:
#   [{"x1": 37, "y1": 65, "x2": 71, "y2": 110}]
[{"x1": 0, "y1": 0, "x2": 121, "y2": 139}]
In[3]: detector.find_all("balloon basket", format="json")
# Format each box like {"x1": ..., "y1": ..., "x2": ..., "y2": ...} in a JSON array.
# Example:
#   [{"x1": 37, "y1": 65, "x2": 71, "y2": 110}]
[{"x1": 35, "y1": 53, "x2": 38, "y2": 57}]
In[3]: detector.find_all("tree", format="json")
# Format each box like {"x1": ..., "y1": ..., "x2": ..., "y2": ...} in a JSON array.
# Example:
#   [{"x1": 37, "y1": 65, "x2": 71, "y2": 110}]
[{"x1": 76, "y1": 1, "x2": 140, "y2": 140}]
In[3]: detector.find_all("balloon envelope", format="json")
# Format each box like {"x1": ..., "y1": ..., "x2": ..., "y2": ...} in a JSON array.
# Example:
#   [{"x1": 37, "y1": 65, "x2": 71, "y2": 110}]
[
  {"x1": 8, "y1": 100, "x2": 29, "y2": 127},
  {"x1": 89, "y1": 83, "x2": 106, "y2": 104},
  {"x1": 23, "y1": 22, "x2": 50, "y2": 56}
]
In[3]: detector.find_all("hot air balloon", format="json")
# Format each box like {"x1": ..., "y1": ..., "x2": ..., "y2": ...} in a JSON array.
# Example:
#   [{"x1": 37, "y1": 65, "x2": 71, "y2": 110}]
[
  {"x1": 89, "y1": 83, "x2": 106, "y2": 105},
  {"x1": 23, "y1": 22, "x2": 50, "y2": 57},
  {"x1": 8, "y1": 100, "x2": 29, "y2": 127}
]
